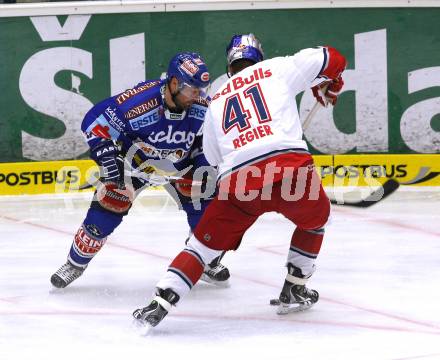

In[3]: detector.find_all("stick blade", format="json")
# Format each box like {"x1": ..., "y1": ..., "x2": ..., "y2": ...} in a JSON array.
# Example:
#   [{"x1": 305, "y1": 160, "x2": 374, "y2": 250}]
[{"x1": 330, "y1": 179, "x2": 400, "y2": 208}]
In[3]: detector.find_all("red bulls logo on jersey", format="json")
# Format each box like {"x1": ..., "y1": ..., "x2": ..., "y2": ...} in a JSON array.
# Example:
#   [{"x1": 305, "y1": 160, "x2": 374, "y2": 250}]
[{"x1": 211, "y1": 67, "x2": 272, "y2": 101}]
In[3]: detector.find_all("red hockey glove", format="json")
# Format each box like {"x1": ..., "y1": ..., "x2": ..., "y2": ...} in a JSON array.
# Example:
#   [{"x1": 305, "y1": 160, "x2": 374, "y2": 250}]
[
  {"x1": 96, "y1": 181, "x2": 135, "y2": 214},
  {"x1": 325, "y1": 75, "x2": 344, "y2": 106},
  {"x1": 321, "y1": 46, "x2": 347, "y2": 80},
  {"x1": 175, "y1": 174, "x2": 203, "y2": 199},
  {"x1": 311, "y1": 75, "x2": 344, "y2": 107}
]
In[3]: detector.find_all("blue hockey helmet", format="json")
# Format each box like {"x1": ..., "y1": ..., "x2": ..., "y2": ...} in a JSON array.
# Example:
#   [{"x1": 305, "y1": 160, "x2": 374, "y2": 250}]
[
  {"x1": 166, "y1": 52, "x2": 210, "y2": 99},
  {"x1": 226, "y1": 33, "x2": 264, "y2": 66}
]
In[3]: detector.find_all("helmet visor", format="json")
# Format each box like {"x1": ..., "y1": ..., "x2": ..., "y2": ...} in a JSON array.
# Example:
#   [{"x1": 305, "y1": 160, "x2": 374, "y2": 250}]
[{"x1": 178, "y1": 81, "x2": 210, "y2": 100}]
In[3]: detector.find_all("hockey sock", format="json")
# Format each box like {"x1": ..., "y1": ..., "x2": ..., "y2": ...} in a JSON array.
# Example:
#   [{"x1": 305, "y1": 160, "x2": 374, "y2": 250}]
[
  {"x1": 156, "y1": 249, "x2": 205, "y2": 298},
  {"x1": 287, "y1": 227, "x2": 324, "y2": 276},
  {"x1": 68, "y1": 224, "x2": 107, "y2": 268},
  {"x1": 168, "y1": 250, "x2": 205, "y2": 289}
]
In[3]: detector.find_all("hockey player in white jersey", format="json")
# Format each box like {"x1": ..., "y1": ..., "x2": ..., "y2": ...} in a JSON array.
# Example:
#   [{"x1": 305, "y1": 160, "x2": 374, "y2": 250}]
[
  {"x1": 133, "y1": 44, "x2": 346, "y2": 327},
  {"x1": 199, "y1": 33, "x2": 265, "y2": 284}
]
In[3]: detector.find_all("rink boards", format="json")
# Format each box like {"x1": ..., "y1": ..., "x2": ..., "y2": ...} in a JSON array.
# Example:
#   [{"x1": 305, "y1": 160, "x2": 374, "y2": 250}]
[{"x1": 0, "y1": 154, "x2": 439, "y2": 195}]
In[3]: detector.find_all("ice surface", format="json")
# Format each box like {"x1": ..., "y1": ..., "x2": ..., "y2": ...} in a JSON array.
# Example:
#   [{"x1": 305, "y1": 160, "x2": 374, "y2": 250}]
[{"x1": 1, "y1": 189, "x2": 439, "y2": 360}]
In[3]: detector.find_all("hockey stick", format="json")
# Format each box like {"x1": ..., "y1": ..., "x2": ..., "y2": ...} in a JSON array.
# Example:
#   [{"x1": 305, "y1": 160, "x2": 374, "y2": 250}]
[
  {"x1": 328, "y1": 179, "x2": 400, "y2": 208},
  {"x1": 302, "y1": 101, "x2": 322, "y2": 131},
  {"x1": 302, "y1": 85, "x2": 400, "y2": 208},
  {"x1": 68, "y1": 123, "x2": 204, "y2": 191},
  {"x1": 302, "y1": 83, "x2": 328, "y2": 131},
  {"x1": 63, "y1": 172, "x2": 100, "y2": 191},
  {"x1": 67, "y1": 170, "x2": 198, "y2": 192},
  {"x1": 69, "y1": 180, "x2": 98, "y2": 191}
]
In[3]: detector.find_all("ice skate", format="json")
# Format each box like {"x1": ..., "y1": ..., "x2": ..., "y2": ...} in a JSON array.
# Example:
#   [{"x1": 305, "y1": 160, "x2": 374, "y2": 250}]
[
  {"x1": 133, "y1": 288, "x2": 179, "y2": 328},
  {"x1": 200, "y1": 254, "x2": 230, "y2": 287},
  {"x1": 273, "y1": 264, "x2": 319, "y2": 314},
  {"x1": 50, "y1": 261, "x2": 86, "y2": 288}
]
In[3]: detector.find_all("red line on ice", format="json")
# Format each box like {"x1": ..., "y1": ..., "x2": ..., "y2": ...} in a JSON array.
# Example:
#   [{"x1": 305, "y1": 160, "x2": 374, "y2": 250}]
[
  {"x1": 0, "y1": 309, "x2": 439, "y2": 336},
  {"x1": 332, "y1": 207, "x2": 440, "y2": 238},
  {"x1": 1, "y1": 213, "x2": 439, "y2": 333}
]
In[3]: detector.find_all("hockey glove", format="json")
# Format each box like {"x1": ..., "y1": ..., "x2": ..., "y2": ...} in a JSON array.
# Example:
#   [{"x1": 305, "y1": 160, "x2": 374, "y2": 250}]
[
  {"x1": 174, "y1": 170, "x2": 216, "y2": 200},
  {"x1": 311, "y1": 75, "x2": 344, "y2": 107},
  {"x1": 96, "y1": 181, "x2": 134, "y2": 214},
  {"x1": 90, "y1": 140, "x2": 134, "y2": 213},
  {"x1": 175, "y1": 172, "x2": 201, "y2": 198},
  {"x1": 90, "y1": 140, "x2": 121, "y2": 183}
]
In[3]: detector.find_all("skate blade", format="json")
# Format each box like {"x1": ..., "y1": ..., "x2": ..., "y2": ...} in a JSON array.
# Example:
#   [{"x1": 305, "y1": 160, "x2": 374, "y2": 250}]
[
  {"x1": 199, "y1": 274, "x2": 230, "y2": 288},
  {"x1": 270, "y1": 298, "x2": 314, "y2": 313},
  {"x1": 276, "y1": 302, "x2": 314, "y2": 315}
]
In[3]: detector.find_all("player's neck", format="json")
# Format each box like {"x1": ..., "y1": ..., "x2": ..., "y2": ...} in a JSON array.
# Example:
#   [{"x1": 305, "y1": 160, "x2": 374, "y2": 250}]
[{"x1": 163, "y1": 84, "x2": 177, "y2": 109}]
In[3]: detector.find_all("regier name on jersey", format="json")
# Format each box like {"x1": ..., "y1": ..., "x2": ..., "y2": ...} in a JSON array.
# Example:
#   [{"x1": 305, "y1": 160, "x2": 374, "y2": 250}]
[
  {"x1": 211, "y1": 66, "x2": 274, "y2": 150},
  {"x1": 232, "y1": 124, "x2": 273, "y2": 149}
]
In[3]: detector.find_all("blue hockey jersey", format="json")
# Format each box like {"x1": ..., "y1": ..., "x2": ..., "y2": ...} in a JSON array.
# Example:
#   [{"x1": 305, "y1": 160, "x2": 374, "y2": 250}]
[{"x1": 81, "y1": 79, "x2": 209, "y2": 173}]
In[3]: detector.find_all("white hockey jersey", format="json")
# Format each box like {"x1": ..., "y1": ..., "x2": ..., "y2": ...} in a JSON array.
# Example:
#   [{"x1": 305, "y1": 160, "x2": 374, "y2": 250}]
[
  {"x1": 203, "y1": 47, "x2": 327, "y2": 182},
  {"x1": 208, "y1": 73, "x2": 229, "y2": 99}
]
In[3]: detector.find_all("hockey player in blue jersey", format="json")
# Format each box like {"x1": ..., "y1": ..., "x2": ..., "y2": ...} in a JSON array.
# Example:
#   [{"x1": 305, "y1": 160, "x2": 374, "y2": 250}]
[{"x1": 50, "y1": 52, "x2": 230, "y2": 288}]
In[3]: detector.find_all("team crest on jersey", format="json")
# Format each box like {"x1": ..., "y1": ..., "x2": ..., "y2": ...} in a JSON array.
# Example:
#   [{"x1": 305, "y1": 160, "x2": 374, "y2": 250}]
[{"x1": 180, "y1": 60, "x2": 199, "y2": 76}]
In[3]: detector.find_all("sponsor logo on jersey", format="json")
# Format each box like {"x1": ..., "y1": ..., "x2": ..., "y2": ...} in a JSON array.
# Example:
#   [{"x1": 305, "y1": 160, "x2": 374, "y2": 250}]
[
  {"x1": 211, "y1": 67, "x2": 272, "y2": 101},
  {"x1": 160, "y1": 148, "x2": 186, "y2": 162},
  {"x1": 148, "y1": 125, "x2": 196, "y2": 146},
  {"x1": 165, "y1": 109, "x2": 186, "y2": 121},
  {"x1": 104, "y1": 106, "x2": 125, "y2": 132},
  {"x1": 188, "y1": 104, "x2": 206, "y2": 121},
  {"x1": 86, "y1": 114, "x2": 121, "y2": 140},
  {"x1": 136, "y1": 143, "x2": 187, "y2": 162},
  {"x1": 124, "y1": 98, "x2": 159, "y2": 120},
  {"x1": 180, "y1": 60, "x2": 199, "y2": 76},
  {"x1": 129, "y1": 108, "x2": 161, "y2": 131},
  {"x1": 116, "y1": 81, "x2": 160, "y2": 105}
]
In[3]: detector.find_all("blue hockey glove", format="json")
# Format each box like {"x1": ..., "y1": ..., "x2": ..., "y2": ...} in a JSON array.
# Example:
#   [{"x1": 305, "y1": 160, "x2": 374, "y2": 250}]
[{"x1": 90, "y1": 140, "x2": 121, "y2": 183}]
